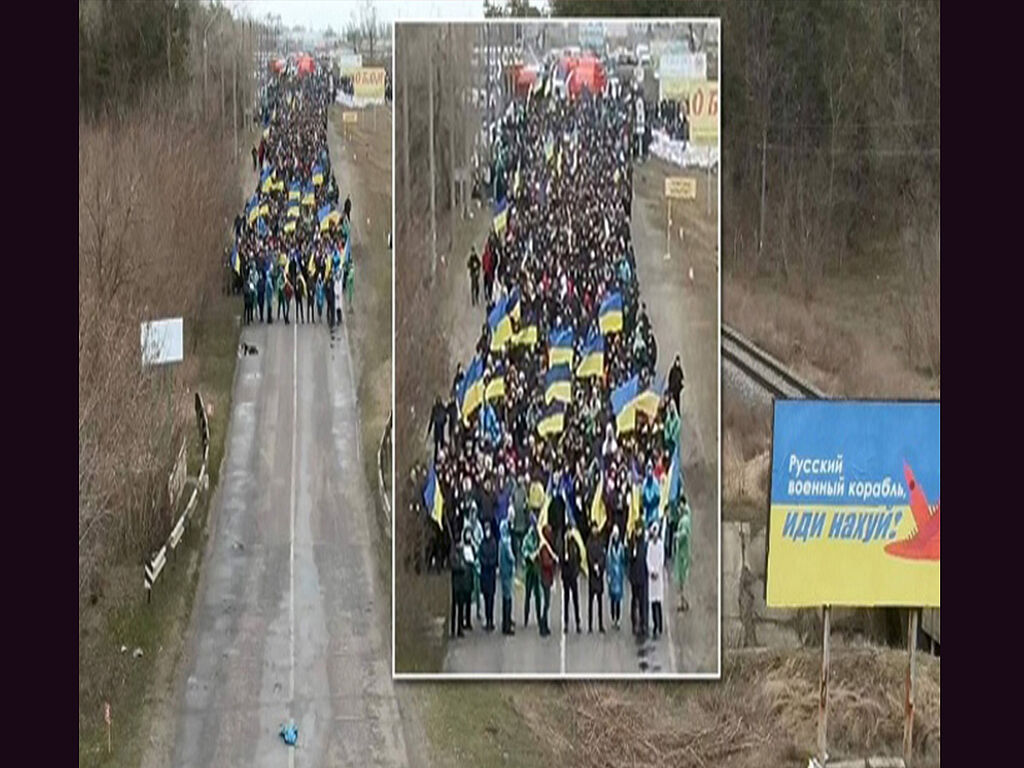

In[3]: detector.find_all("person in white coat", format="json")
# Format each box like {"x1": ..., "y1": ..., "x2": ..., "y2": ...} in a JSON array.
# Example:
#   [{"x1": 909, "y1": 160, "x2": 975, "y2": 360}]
[{"x1": 646, "y1": 521, "x2": 665, "y2": 639}]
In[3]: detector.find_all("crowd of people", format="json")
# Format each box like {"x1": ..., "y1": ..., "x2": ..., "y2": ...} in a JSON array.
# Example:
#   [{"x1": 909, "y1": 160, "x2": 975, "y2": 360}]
[
  {"x1": 418, "y1": 78, "x2": 694, "y2": 644},
  {"x1": 229, "y1": 59, "x2": 355, "y2": 329}
]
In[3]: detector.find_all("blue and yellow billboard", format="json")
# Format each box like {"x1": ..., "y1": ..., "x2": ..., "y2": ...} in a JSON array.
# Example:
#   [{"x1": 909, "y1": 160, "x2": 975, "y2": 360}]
[{"x1": 766, "y1": 400, "x2": 940, "y2": 607}]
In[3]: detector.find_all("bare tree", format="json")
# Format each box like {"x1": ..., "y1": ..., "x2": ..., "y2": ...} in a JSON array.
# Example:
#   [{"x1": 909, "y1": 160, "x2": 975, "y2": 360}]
[{"x1": 360, "y1": 0, "x2": 379, "y2": 61}]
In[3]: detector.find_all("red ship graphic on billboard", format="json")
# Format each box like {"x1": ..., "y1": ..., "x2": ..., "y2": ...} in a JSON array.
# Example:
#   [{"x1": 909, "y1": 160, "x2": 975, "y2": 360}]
[{"x1": 884, "y1": 463, "x2": 939, "y2": 561}]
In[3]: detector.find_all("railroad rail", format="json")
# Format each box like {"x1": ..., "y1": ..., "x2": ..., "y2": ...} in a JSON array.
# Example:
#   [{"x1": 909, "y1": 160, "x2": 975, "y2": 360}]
[
  {"x1": 722, "y1": 323, "x2": 939, "y2": 655},
  {"x1": 721, "y1": 324, "x2": 826, "y2": 400}
]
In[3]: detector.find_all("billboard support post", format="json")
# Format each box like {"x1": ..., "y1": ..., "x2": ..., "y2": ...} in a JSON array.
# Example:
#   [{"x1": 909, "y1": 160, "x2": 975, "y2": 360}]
[
  {"x1": 665, "y1": 198, "x2": 671, "y2": 261},
  {"x1": 904, "y1": 608, "x2": 919, "y2": 766},
  {"x1": 818, "y1": 604, "x2": 831, "y2": 766}
]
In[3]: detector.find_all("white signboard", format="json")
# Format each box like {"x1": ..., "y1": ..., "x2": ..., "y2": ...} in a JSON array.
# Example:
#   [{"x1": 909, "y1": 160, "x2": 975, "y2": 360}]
[
  {"x1": 659, "y1": 52, "x2": 707, "y2": 80},
  {"x1": 141, "y1": 318, "x2": 184, "y2": 366}
]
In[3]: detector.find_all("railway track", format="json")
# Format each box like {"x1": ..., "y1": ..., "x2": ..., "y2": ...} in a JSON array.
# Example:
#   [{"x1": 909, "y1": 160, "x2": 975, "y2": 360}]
[{"x1": 721, "y1": 324, "x2": 825, "y2": 400}]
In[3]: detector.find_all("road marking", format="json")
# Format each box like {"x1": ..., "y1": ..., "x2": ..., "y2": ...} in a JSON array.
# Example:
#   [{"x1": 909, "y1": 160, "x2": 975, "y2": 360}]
[
  {"x1": 290, "y1": 322, "x2": 297, "y2": 767},
  {"x1": 666, "y1": 562, "x2": 678, "y2": 674},
  {"x1": 558, "y1": 581, "x2": 565, "y2": 675}
]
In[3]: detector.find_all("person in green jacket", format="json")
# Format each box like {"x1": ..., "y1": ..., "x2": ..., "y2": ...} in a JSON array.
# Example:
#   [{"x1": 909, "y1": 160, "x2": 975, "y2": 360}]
[
  {"x1": 664, "y1": 399, "x2": 681, "y2": 459},
  {"x1": 521, "y1": 514, "x2": 542, "y2": 631},
  {"x1": 674, "y1": 494, "x2": 692, "y2": 612}
]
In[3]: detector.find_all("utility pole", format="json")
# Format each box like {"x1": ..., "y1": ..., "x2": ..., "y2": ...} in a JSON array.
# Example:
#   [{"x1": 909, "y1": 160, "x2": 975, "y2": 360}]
[
  {"x1": 233, "y1": 40, "x2": 238, "y2": 162},
  {"x1": 203, "y1": 14, "x2": 216, "y2": 118},
  {"x1": 428, "y1": 33, "x2": 437, "y2": 280}
]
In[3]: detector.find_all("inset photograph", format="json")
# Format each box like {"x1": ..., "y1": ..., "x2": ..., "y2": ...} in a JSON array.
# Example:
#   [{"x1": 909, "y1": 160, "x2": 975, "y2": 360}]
[{"x1": 394, "y1": 19, "x2": 720, "y2": 677}]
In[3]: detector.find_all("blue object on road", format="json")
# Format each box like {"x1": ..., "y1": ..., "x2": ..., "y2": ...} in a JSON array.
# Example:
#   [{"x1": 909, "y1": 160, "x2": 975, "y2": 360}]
[{"x1": 280, "y1": 723, "x2": 298, "y2": 746}]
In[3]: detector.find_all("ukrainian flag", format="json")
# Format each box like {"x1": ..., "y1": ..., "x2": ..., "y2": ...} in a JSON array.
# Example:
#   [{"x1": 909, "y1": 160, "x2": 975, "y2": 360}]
[
  {"x1": 568, "y1": 525, "x2": 588, "y2": 574},
  {"x1": 599, "y1": 292, "x2": 624, "y2": 335},
  {"x1": 529, "y1": 480, "x2": 547, "y2": 511},
  {"x1": 302, "y1": 183, "x2": 316, "y2": 206},
  {"x1": 485, "y1": 363, "x2": 506, "y2": 402},
  {"x1": 611, "y1": 376, "x2": 639, "y2": 435},
  {"x1": 260, "y1": 167, "x2": 273, "y2": 193},
  {"x1": 545, "y1": 364, "x2": 572, "y2": 405},
  {"x1": 283, "y1": 219, "x2": 296, "y2": 234},
  {"x1": 273, "y1": 177, "x2": 285, "y2": 193},
  {"x1": 459, "y1": 356, "x2": 485, "y2": 425},
  {"x1": 537, "y1": 402, "x2": 565, "y2": 438},
  {"x1": 288, "y1": 182, "x2": 301, "y2": 202},
  {"x1": 590, "y1": 473, "x2": 607, "y2": 532},
  {"x1": 627, "y1": 469, "x2": 642, "y2": 537},
  {"x1": 287, "y1": 201, "x2": 300, "y2": 218},
  {"x1": 507, "y1": 287, "x2": 521, "y2": 323},
  {"x1": 231, "y1": 245, "x2": 240, "y2": 275},
  {"x1": 318, "y1": 205, "x2": 340, "y2": 232},
  {"x1": 634, "y1": 374, "x2": 665, "y2": 419},
  {"x1": 493, "y1": 197, "x2": 508, "y2": 235},
  {"x1": 246, "y1": 197, "x2": 260, "y2": 225},
  {"x1": 423, "y1": 462, "x2": 444, "y2": 530},
  {"x1": 511, "y1": 310, "x2": 538, "y2": 347},
  {"x1": 259, "y1": 202, "x2": 270, "y2": 218},
  {"x1": 548, "y1": 327, "x2": 574, "y2": 367},
  {"x1": 576, "y1": 327, "x2": 604, "y2": 379},
  {"x1": 312, "y1": 163, "x2": 324, "y2": 186},
  {"x1": 488, "y1": 296, "x2": 513, "y2": 351}
]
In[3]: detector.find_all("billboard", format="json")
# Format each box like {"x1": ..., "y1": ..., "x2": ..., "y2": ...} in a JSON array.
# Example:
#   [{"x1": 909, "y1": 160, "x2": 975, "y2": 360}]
[
  {"x1": 141, "y1": 318, "x2": 183, "y2": 366},
  {"x1": 352, "y1": 67, "x2": 386, "y2": 103},
  {"x1": 766, "y1": 400, "x2": 940, "y2": 607}
]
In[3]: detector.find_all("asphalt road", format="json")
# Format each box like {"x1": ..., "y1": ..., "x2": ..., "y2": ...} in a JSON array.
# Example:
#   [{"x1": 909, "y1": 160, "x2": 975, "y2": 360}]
[
  {"x1": 436, "y1": 155, "x2": 719, "y2": 677},
  {"x1": 442, "y1": 574, "x2": 679, "y2": 675},
  {"x1": 168, "y1": 320, "x2": 409, "y2": 766}
]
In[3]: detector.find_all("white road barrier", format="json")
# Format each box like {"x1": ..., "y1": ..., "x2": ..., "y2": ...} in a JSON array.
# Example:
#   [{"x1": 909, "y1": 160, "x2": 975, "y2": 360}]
[{"x1": 145, "y1": 391, "x2": 211, "y2": 601}]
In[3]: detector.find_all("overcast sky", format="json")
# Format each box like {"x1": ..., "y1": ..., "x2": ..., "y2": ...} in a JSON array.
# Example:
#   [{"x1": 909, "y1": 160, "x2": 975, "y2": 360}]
[{"x1": 230, "y1": 1, "x2": 491, "y2": 31}]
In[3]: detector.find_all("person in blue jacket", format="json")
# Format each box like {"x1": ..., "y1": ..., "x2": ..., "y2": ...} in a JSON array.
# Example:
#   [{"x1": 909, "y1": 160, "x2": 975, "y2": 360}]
[
  {"x1": 499, "y1": 518, "x2": 516, "y2": 635},
  {"x1": 479, "y1": 520, "x2": 499, "y2": 631},
  {"x1": 642, "y1": 461, "x2": 661, "y2": 530},
  {"x1": 606, "y1": 524, "x2": 626, "y2": 630}
]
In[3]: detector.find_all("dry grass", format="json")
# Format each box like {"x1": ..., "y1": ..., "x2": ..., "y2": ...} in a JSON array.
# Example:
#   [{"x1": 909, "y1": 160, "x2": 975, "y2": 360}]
[
  {"x1": 461, "y1": 647, "x2": 941, "y2": 768},
  {"x1": 725, "y1": 273, "x2": 939, "y2": 400},
  {"x1": 79, "y1": 100, "x2": 240, "y2": 765}
]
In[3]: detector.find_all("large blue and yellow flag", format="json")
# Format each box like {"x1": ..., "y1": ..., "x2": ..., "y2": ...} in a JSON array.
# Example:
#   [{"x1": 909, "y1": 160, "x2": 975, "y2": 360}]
[
  {"x1": 576, "y1": 326, "x2": 604, "y2": 379},
  {"x1": 231, "y1": 244, "x2": 241, "y2": 275},
  {"x1": 599, "y1": 292, "x2": 624, "y2": 334},
  {"x1": 485, "y1": 362, "x2": 506, "y2": 402},
  {"x1": 260, "y1": 167, "x2": 275, "y2": 193},
  {"x1": 634, "y1": 374, "x2": 665, "y2": 419},
  {"x1": 246, "y1": 195, "x2": 260, "y2": 225},
  {"x1": 548, "y1": 327, "x2": 574, "y2": 367},
  {"x1": 511, "y1": 309, "x2": 538, "y2": 347},
  {"x1": 507, "y1": 287, "x2": 521, "y2": 323},
  {"x1": 288, "y1": 182, "x2": 301, "y2": 202},
  {"x1": 312, "y1": 163, "x2": 324, "y2": 186},
  {"x1": 590, "y1": 472, "x2": 607, "y2": 533},
  {"x1": 611, "y1": 375, "x2": 640, "y2": 435},
  {"x1": 493, "y1": 197, "x2": 508, "y2": 235},
  {"x1": 488, "y1": 295, "x2": 513, "y2": 351},
  {"x1": 459, "y1": 356, "x2": 485, "y2": 425},
  {"x1": 318, "y1": 205, "x2": 341, "y2": 232},
  {"x1": 545, "y1": 363, "x2": 572, "y2": 405},
  {"x1": 302, "y1": 183, "x2": 316, "y2": 207},
  {"x1": 423, "y1": 462, "x2": 444, "y2": 530},
  {"x1": 627, "y1": 464, "x2": 642, "y2": 537},
  {"x1": 537, "y1": 401, "x2": 565, "y2": 438}
]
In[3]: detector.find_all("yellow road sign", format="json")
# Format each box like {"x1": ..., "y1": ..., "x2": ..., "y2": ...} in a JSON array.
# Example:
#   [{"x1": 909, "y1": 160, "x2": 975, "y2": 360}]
[
  {"x1": 665, "y1": 177, "x2": 697, "y2": 200},
  {"x1": 342, "y1": 111, "x2": 358, "y2": 124}
]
